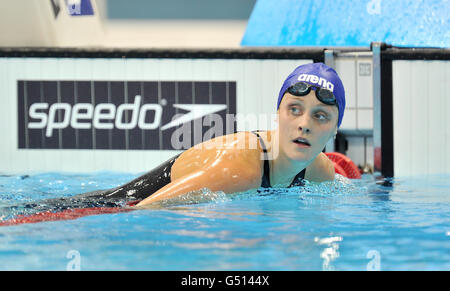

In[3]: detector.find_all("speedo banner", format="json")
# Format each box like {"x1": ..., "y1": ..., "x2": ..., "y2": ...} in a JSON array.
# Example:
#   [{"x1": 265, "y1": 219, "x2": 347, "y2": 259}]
[{"x1": 18, "y1": 81, "x2": 237, "y2": 150}]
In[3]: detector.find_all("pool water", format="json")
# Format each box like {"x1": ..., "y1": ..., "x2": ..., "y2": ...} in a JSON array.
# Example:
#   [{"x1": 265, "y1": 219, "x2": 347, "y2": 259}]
[{"x1": 0, "y1": 172, "x2": 449, "y2": 270}]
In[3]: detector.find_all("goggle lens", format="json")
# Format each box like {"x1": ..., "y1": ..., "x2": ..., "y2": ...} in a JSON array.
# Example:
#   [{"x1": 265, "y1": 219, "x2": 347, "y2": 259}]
[{"x1": 287, "y1": 82, "x2": 336, "y2": 105}]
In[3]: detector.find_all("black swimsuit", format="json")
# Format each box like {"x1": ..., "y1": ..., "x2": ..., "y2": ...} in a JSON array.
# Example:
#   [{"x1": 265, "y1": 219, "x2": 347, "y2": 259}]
[
  {"x1": 251, "y1": 131, "x2": 306, "y2": 188},
  {"x1": 16, "y1": 154, "x2": 182, "y2": 213},
  {"x1": 76, "y1": 153, "x2": 181, "y2": 203}
]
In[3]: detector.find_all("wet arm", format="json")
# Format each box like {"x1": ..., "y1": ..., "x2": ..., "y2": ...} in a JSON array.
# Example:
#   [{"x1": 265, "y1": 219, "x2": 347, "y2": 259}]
[{"x1": 135, "y1": 161, "x2": 260, "y2": 206}]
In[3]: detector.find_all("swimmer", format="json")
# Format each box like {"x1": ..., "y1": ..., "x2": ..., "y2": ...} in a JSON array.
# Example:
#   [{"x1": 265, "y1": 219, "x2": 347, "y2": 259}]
[
  {"x1": 49, "y1": 62, "x2": 345, "y2": 209},
  {"x1": 133, "y1": 62, "x2": 345, "y2": 206}
]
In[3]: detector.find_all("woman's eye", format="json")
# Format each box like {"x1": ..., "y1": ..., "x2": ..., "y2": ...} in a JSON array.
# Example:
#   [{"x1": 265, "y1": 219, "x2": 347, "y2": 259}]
[
  {"x1": 289, "y1": 106, "x2": 301, "y2": 114},
  {"x1": 314, "y1": 112, "x2": 328, "y2": 120}
]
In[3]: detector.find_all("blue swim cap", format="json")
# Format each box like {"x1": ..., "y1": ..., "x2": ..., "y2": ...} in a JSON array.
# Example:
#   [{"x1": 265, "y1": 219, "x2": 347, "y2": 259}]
[{"x1": 277, "y1": 63, "x2": 346, "y2": 128}]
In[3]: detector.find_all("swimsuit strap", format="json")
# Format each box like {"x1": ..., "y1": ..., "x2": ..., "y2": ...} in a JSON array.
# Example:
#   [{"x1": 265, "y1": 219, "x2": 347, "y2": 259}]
[
  {"x1": 289, "y1": 168, "x2": 306, "y2": 187},
  {"x1": 251, "y1": 131, "x2": 271, "y2": 188},
  {"x1": 251, "y1": 131, "x2": 306, "y2": 188}
]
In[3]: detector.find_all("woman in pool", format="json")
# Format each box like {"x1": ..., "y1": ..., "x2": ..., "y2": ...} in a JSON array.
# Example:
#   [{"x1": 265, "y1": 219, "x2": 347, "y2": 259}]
[
  {"x1": 126, "y1": 62, "x2": 345, "y2": 206},
  {"x1": 68, "y1": 62, "x2": 345, "y2": 208}
]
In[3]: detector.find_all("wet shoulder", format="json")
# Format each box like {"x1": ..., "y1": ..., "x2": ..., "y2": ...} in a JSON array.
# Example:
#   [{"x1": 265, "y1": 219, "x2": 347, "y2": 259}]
[
  {"x1": 305, "y1": 152, "x2": 335, "y2": 182},
  {"x1": 171, "y1": 132, "x2": 263, "y2": 184}
]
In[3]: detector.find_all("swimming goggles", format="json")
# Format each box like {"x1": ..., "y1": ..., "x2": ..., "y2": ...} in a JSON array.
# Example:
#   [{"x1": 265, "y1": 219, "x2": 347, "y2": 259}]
[{"x1": 287, "y1": 82, "x2": 336, "y2": 105}]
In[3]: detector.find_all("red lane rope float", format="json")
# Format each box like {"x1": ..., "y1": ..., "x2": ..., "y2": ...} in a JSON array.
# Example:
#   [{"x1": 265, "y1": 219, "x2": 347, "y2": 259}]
[
  {"x1": 325, "y1": 152, "x2": 361, "y2": 179},
  {"x1": 0, "y1": 200, "x2": 141, "y2": 227},
  {"x1": 333, "y1": 162, "x2": 347, "y2": 177}
]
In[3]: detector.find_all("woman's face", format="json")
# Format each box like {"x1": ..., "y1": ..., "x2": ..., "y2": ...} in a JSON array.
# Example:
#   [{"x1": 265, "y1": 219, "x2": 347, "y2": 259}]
[{"x1": 276, "y1": 90, "x2": 339, "y2": 162}]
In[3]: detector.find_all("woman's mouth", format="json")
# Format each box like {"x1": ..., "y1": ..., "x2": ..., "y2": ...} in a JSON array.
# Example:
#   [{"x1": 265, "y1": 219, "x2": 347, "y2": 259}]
[{"x1": 292, "y1": 137, "x2": 311, "y2": 148}]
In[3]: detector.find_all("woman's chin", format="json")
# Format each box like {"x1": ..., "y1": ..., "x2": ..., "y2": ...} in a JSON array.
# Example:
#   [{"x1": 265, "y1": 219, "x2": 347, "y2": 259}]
[{"x1": 285, "y1": 148, "x2": 313, "y2": 162}]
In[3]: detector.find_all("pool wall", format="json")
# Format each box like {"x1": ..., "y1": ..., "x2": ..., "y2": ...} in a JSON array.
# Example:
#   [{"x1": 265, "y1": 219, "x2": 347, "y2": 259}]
[{"x1": 392, "y1": 59, "x2": 450, "y2": 176}]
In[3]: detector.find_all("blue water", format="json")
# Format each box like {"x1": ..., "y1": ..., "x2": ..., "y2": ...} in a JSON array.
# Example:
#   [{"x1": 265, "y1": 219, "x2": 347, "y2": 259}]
[{"x1": 0, "y1": 172, "x2": 449, "y2": 270}]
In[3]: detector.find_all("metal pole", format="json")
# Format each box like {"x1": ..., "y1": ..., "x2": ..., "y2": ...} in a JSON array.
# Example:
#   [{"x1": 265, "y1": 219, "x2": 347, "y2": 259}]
[
  {"x1": 371, "y1": 42, "x2": 382, "y2": 176},
  {"x1": 324, "y1": 49, "x2": 336, "y2": 153}
]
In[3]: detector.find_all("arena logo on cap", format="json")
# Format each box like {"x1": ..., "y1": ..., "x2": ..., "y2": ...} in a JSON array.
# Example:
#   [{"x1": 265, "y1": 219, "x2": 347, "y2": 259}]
[{"x1": 297, "y1": 74, "x2": 334, "y2": 91}]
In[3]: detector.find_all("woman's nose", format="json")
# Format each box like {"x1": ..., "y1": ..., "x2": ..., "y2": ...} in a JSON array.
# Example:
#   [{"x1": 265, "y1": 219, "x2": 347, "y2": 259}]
[
  {"x1": 298, "y1": 125, "x2": 311, "y2": 133},
  {"x1": 297, "y1": 115, "x2": 311, "y2": 133}
]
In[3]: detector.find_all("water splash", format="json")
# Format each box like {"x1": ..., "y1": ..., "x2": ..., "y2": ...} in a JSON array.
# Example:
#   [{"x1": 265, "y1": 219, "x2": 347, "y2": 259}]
[{"x1": 142, "y1": 188, "x2": 231, "y2": 208}]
